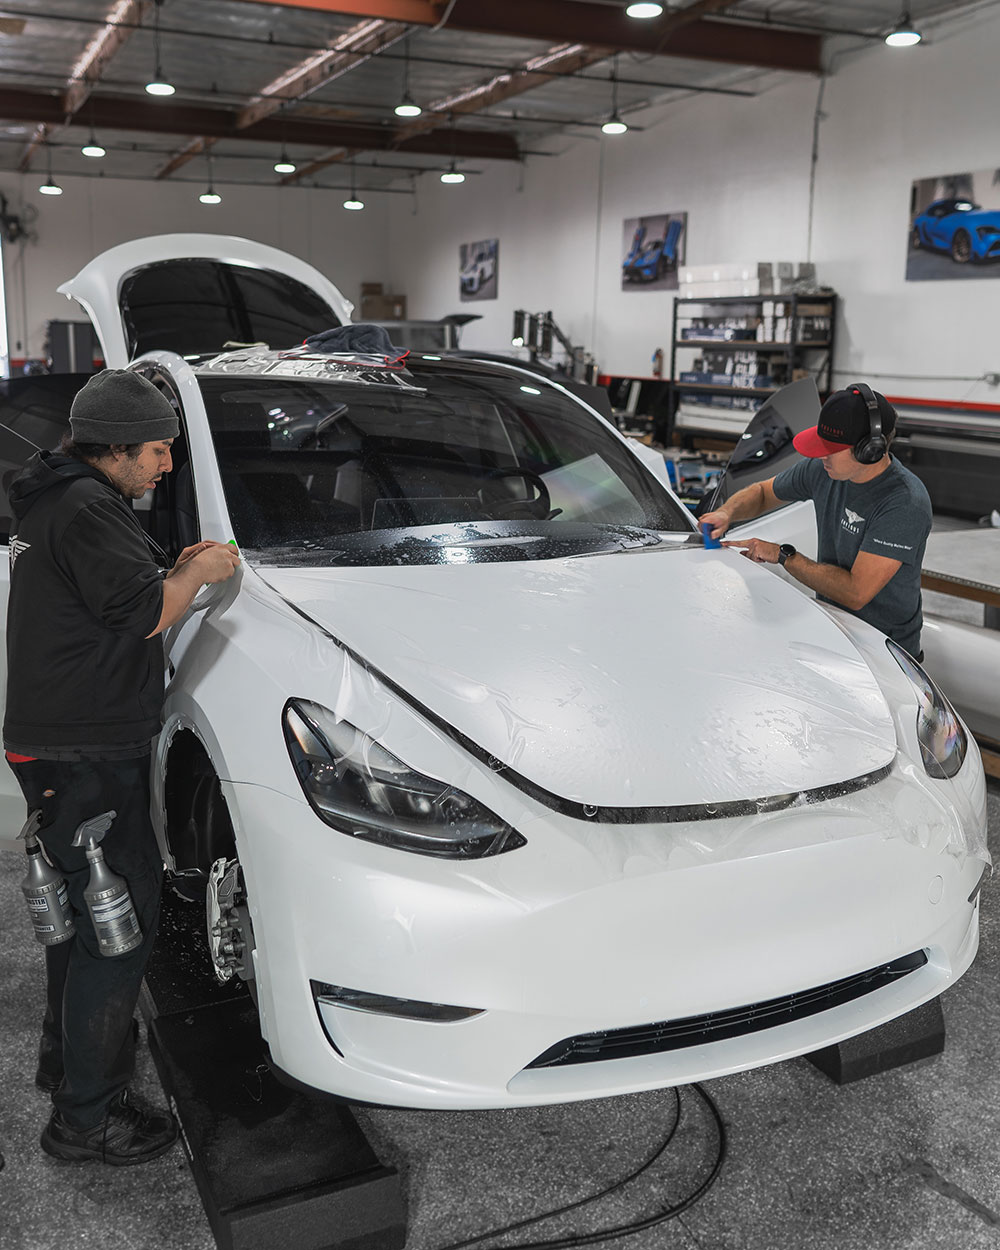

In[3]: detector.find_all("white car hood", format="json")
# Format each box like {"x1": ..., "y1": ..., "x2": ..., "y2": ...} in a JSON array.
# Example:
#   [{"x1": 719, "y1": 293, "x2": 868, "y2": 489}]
[{"x1": 256, "y1": 548, "x2": 897, "y2": 808}]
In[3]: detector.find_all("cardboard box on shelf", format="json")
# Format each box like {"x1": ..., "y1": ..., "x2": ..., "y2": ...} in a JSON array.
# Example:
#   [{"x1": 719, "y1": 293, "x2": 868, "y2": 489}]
[
  {"x1": 360, "y1": 293, "x2": 407, "y2": 320},
  {"x1": 360, "y1": 282, "x2": 384, "y2": 296}
]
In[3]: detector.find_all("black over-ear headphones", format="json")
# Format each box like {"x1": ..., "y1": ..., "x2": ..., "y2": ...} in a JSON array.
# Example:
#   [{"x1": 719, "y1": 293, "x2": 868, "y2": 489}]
[{"x1": 849, "y1": 381, "x2": 887, "y2": 464}]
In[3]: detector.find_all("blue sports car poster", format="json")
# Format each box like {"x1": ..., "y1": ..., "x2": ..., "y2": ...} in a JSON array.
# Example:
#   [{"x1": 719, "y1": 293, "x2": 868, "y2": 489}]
[
  {"x1": 621, "y1": 213, "x2": 687, "y2": 291},
  {"x1": 907, "y1": 168, "x2": 1000, "y2": 280}
]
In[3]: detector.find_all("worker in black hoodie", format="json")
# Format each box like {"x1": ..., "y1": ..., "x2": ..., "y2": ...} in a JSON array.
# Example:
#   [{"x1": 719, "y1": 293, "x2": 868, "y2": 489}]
[{"x1": 4, "y1": 369, "x2": 239, "y2": 1165}]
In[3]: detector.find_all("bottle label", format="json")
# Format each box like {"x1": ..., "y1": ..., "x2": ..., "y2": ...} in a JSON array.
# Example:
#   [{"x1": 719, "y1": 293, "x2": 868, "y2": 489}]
[
  {"x1": 91, "y1": 895, "x2": 138, "y2": 926},
  {"x1": 27, "y1": 896, "x2": 51, "y2": 912}
]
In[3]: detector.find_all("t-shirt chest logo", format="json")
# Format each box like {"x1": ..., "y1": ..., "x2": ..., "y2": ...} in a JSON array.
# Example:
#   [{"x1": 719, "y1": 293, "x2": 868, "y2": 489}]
[
  {"x1": 841, "y1": 507, "x2": 865, "y2": 534},
  {"x1": 9, "y1": 536, "x2": 29, "y2": 569}
]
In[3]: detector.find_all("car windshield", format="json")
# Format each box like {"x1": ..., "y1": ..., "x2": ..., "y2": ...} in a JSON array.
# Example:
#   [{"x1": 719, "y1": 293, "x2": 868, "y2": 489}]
[{"x1": 196, "y1": 357, "x2": 690, "y2": 567}]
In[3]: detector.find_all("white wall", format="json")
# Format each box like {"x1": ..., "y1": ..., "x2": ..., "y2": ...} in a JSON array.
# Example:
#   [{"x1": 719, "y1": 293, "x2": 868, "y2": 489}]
[
  {"x1": 0, "y1": 173, "x2": 390, "y2": 361},
  {"x1": 385, "y1": 5, "x2": 1000, "y2": 405}
]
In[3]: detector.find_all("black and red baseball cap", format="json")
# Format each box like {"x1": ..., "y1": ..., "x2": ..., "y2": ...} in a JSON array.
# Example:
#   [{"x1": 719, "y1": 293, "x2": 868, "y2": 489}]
[{"x1": 793, "y1": 386, "x2": 897, "y2": 458}]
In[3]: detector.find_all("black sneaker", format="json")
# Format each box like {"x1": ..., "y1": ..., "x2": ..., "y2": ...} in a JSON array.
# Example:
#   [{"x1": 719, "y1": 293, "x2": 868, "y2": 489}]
[{"x1": 40, "y1": 1091, "x2": 178, "y2": 1166}]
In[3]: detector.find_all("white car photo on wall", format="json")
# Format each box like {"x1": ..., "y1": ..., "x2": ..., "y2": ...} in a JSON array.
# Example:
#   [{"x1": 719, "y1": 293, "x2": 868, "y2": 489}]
[{"x1": 0, "y1": 233, "x2": 988, "y2": 1110}]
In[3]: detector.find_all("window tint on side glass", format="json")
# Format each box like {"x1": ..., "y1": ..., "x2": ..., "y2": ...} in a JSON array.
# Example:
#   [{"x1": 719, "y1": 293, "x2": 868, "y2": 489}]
[
  {"x1": 698, "y1": 376, "x2": 821, "y2": 519},
  {"x1": 0, "y1": 374, "x2": 83, "y2": 543}
]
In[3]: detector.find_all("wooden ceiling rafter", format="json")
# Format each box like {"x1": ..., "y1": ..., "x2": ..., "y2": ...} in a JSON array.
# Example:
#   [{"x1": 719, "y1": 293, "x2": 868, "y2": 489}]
[
  {"x1": 231, "y1": 0, "x2": 823, "y2": 74},
  {"x1": 0, "y1": 87, "x2": 521, "y2": 161},
  {"x1": 19, "y1": 0, "x2": 150, "y2": 173},
  {"x1": 156, "y1": 15, "x2": 410, "y2": 179}
]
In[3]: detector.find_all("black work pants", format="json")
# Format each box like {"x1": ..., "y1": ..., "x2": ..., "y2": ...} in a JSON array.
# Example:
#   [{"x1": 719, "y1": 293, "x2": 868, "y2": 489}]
[{"x1": 10, "y1": 756, "x2": 163, "y2": 1130}]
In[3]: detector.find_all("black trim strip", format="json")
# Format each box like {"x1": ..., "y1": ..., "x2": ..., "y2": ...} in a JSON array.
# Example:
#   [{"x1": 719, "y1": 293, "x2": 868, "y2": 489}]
[
  {"x1": 273, "y1": 592, "x2": 892, "y2": 824},
  {"x1": 527, "y1": 950, "x2": 929, "y2": 1068}
]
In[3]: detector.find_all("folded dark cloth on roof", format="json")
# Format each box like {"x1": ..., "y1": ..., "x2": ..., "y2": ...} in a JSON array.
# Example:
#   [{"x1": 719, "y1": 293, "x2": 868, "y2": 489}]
[{"x1": 304, "y1": 324, "x2": 405, "y2": 357}]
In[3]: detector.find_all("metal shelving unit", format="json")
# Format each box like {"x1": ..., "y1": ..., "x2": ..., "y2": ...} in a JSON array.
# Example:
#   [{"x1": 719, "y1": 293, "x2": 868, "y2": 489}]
[{"x1": 667, "y1": 292, "x2": 837, "y2": 442}]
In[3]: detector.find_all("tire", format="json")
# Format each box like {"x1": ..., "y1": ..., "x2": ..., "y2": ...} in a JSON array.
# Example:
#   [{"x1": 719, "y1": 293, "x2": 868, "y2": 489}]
[
  {"x1": 951, "y1": 229, "x2": 972, "y2": 263},
  {"x1": 910, "y1": 226, "x2": 921, "y2": 250}
]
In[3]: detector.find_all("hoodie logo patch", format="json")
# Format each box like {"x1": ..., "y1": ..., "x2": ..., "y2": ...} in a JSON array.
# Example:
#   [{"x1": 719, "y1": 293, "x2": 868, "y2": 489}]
[{"x1": 9, "y1": 536, "x2": 29, "y2": 570}]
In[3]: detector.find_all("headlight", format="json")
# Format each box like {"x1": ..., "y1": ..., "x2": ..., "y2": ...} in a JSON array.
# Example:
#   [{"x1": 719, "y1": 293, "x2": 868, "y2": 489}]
[
  {"x1": 283, "y1": 699, "x2": 526, "y2": 858},
  {"x1": 887, "y1": 641, "x2": 968, "y2": 779}
]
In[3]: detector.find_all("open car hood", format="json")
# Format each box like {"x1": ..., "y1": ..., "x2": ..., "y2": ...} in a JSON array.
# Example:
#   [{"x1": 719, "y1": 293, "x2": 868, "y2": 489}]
[
  {"x1": 57, "y1": 233, "x2": 354, "y2": 367},
  {"x1": 256, "y1": 548, "x2": 898, "y2": 809}
]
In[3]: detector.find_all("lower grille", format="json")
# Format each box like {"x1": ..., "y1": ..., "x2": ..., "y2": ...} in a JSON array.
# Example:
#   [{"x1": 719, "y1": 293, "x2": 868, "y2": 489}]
[{"x1": 527, "y1": 950, "x2": 928, "y2": 1068}]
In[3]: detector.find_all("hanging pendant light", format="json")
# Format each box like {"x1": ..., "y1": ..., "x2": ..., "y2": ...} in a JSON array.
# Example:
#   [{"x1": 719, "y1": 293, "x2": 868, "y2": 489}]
[
  {"x1": 626, "y1": 3, "x2": 663, "y2": 17},
  {"x1": 343, "y1": 162, "x2": 364, "y2": 210},
  {"x1": 885, "y1": 8, "x2": 921, "y2": 46},
  {"x1": 199, "y1": 151, "x2": 221, "y2": 204},
  {"x1": 145, "y1": 0, "x2": 175, "y2": 95},
  {"x1": 39, "y1": 143, "x2": 62, "y2": 195},
  {"x1": 394, "y1": 36, "x2": 422, "y2": 117},
  {"x1": 440, "y1": 162, "x2": 465, "y2": 184},
  {"x1": 274, "y1": 148, "x2": 296, "y2": 174},
  {"x1": 602, "y1": 56, "x2": 628, "y2": 134},
  {"x1": 81, "y1": 128, "x2": 106, "y2": 159}
]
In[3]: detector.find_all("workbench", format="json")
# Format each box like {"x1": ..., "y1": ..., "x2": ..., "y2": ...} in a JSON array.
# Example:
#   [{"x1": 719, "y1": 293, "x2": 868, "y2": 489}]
[{"x1": 922, "y1": 528, "x2": 1000, "y2": 629}]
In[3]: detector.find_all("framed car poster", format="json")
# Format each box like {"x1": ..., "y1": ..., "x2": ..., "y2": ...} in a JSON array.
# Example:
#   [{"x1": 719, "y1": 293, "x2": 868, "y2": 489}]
[
  {"x1": 459, "y1": 238, "x2": 498, "y2": 302},
  {"x1": 907, "y1": 168, "x2": 1000, "y2": 280},
  {"x1": 621, "y1": 212, "x2": 686, "y2": 291}
]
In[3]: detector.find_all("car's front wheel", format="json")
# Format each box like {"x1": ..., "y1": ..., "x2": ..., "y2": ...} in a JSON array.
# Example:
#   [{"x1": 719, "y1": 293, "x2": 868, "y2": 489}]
[
  {"x1": 951, "y1": 229, "x2": 972, "y2": 263},
  {"x1": 910, "y1": 226, "x2": 922, "y2": 250}
]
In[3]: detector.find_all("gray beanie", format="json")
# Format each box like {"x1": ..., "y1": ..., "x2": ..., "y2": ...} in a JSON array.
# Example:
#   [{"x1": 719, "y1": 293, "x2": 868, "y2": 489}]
[{"x1": 70, "y1": 369, "x2": 180, "y2": 445}]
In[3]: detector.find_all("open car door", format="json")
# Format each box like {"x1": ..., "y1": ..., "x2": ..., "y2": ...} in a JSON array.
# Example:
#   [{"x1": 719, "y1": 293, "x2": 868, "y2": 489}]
[{"x1": 696, "y1": 375, "x2": 822, "y2": 559}]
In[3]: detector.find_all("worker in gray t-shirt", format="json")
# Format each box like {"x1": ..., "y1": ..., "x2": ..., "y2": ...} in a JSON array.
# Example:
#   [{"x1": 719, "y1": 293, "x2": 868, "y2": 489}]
[{"x1": 699, "y1": 383, "x2": 932, "y2": 659}]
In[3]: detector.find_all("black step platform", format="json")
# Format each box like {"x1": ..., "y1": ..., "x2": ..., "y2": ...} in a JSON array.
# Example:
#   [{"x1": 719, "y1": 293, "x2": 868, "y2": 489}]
[
  {"x1": 141, "y1": 887, "x2": 407, "y2": 1250},
  {"x1": 806, "y1": 997, "x2": 946, "y2": 1084}
]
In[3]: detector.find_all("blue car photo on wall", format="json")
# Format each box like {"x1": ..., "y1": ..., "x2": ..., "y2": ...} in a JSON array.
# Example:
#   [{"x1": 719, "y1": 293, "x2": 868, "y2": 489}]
[
  {"x1": 907, "y1": 168, "x2": 1000, "y2": 281},
  {"x1": 621, "y1": 212, "x2": 686, "y2": 291}
]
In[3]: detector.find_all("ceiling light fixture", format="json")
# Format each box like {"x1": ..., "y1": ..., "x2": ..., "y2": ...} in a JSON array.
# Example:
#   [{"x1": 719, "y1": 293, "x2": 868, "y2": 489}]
[
  {"x1": 394, "y1": 36, "x2": 422, "y2": 117},
  {"x1": 626, "y1": 2, "x2": 663, "y2": 17},
  {"x1": 40, "y1": 143, "x2": 62, "y2": 195},
  {"x1": 199, "y1": 151, "x2": 221, "y2": 204},
  {"x1": 274, "y1": 148, "x2": 296, "y2": 174},
  {"x1": 602, "y1": 56, "x2": 629, "y2": 135},
  {"x1": 344, "y1": 162, "x2": 364, "y2": 210},
  {"x1": 440, "y1": 162, "x2": 465, "y2": 184},
  {"x1": 145, "y1": 0, "x2": 175, "y2": 96},
  {"x1": 81, "y1": 127, "x2": 105, "y2": 158},
  {"x1": 885, "y1": 9, "x2": 921, "y2": 46}
]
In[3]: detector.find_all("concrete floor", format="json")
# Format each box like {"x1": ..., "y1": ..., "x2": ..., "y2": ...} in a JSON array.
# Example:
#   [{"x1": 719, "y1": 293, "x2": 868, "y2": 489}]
[{"x1": 1, "y1": 780, "x2": 997, "y2": 1250}]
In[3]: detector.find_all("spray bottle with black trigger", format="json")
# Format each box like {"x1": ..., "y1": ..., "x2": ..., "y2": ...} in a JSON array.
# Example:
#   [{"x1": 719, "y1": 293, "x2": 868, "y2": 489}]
[
  {"x1": 72, "y1": 811, "x2": 143, "y2": 957},
  {"x1": 19, "y1": 808, "x2": 75, "y2": 946}
]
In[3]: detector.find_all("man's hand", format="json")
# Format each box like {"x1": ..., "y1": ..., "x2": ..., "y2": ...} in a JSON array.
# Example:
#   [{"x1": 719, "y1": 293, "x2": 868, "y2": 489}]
[
  {"x1": 147, "y1": 542, "x2": 240, "y2": 636},
  {"x1": 722, "y1": 538, "x2": 902, "y2": 612},
  {"x1": 186, "y1": 543, "x2": 240, "y2": 585},
  {"x1": 699, "y1": 509, "x2": 732, "y2": 542},
  {"x1": 723, "y1": 538, "x2": 779, "y2": 564},
  {"x1": 167, "y1": 540, "x2": 224, "y2": 576}
]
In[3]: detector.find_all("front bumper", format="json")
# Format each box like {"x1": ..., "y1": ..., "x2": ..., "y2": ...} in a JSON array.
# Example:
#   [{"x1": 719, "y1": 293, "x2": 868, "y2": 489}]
[{"x1": 232, "y1": 769, "x2": 985, "y2": 1109}]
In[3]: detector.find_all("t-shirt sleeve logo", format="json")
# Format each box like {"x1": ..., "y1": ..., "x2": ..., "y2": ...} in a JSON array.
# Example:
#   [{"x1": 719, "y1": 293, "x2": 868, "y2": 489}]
[{"x1": 9, "y1": 536, "x2": 30, "y2": 569}]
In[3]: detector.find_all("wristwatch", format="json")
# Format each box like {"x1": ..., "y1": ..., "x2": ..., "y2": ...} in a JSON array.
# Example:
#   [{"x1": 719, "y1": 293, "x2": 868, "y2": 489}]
[{"x1": 777, "y1": 543, "x2": 796, "y2": 567}]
